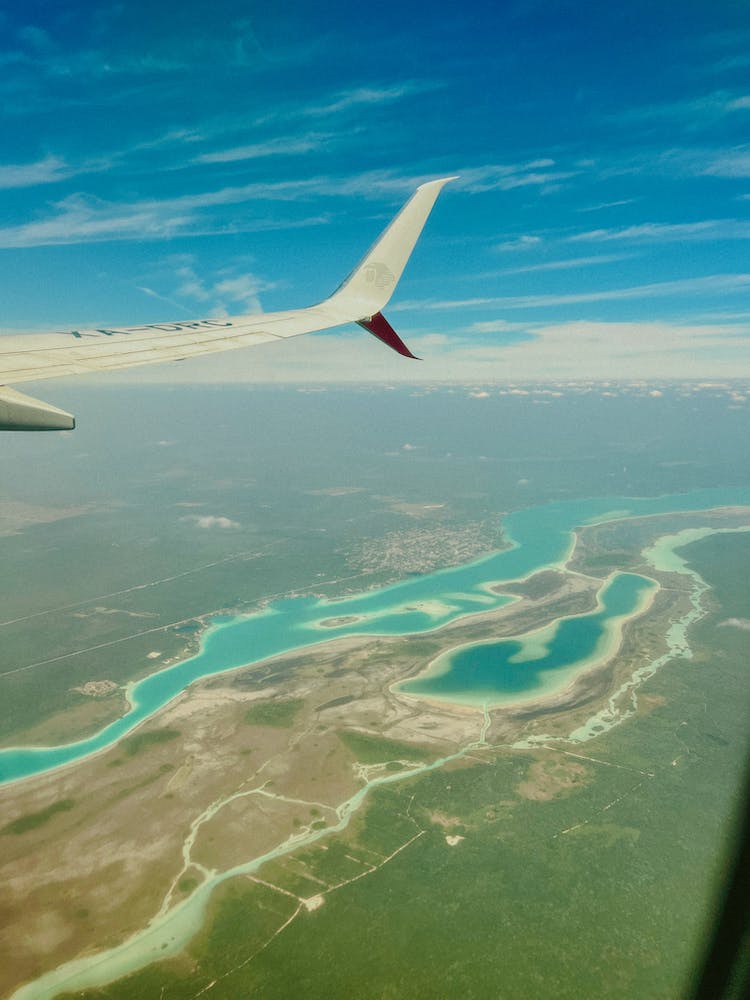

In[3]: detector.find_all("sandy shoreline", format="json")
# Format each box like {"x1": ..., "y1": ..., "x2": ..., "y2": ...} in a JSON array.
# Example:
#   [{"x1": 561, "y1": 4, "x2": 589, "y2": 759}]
[{"x1": 392, "y1": 571, "x2": 660, "y2": 713}]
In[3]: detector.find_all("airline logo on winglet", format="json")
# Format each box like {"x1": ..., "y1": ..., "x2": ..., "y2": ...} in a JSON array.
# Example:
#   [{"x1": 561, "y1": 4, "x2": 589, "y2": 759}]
[{"x1": 362, "y1": 262, "x2": 395, "y2": 290}]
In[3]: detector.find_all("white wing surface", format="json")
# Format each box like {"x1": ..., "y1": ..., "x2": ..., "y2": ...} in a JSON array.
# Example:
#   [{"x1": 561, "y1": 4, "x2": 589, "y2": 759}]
[{"x1": 0, "y1": 176, "x2": 456, "y2": 430}]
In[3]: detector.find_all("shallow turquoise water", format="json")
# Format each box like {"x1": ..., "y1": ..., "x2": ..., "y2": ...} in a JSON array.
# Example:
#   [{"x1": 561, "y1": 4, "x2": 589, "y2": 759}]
[
  {"x1": 399, "y1": 572, "x2": 654, "y2": 704},
  {"x1": 2, "y1": 486, "x2": 748, "y2": 785}
]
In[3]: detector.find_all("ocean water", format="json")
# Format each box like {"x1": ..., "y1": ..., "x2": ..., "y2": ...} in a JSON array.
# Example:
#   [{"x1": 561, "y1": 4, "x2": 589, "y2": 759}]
[{"x1": 1, "y1": 485, "x2": 748, "y2": 785}]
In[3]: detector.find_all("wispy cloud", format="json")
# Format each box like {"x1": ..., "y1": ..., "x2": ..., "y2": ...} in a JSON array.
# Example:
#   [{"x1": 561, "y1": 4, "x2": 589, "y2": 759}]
[
  {"x1": 649, "y1": 141, "x2": 750, "y2": 183},
  {"x1": 570, "y1": 219, "x2": 750, "y2": 243},
  {"x1": 495, "y1": 235, "x2": 542, "y2": 252},
  {"x1": 0, "y1": 125, "x2": 326, "y2": 192},
  {"x1": 0, "y1": 15, "x2": 337, "y2": 122},
  {"x1": 394, "y1": 273, "x2": 750, "y2": 312},
  {"x1": 0, "y1": 186, "x2": 331, "y2": 248},
  {"x1": 0, "y1": 155, "x2": 70, "y2": 189},
  {"x1": 1, "y1": 13, "x2": 297, "y2": 87},
  {"x1": 0, "y1": 168, "x2": 458, "y2": 248},
  {"x1": 611, "y1": 90, "x2": 750, "y2": 128},
  {"x1": 702, "y1": 147, "x2": 750, "y2": 177},
  {"x1": 192, "y1": 133, "x2": 332, "y2": 165},
  {"x1": 494, "y1": 254, "x2": 632, "y2": 275},
  {"x1": 712, "y1": 53, "x2": 750, "y2": 73},
  {"x1": 301, "y1": 83, "x2": 437, "y2": 117},
  {"x1": 0, "y1": 193, "x2": 193, "y2": 247},
  {"x1": 467, "y1": 320, "x2": 528, "y2": 334},
  {"x1": 0, "y1": 35, "x2": 187, "y2": 86},
  {"x1": 174, "y1": 263, "x2": 274, "y2": 315},
  {"x1": 456, "y1": 161, "x2": 576, "y2": 193},
  {"x1": 577, "y1": 199, "x2": 640, "y2": 213}
]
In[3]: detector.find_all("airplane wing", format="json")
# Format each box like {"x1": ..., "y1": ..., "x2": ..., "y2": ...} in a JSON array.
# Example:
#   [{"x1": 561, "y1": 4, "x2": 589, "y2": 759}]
[{"x1": 0, "y1": 176, "x2": 457, "y2": 431}]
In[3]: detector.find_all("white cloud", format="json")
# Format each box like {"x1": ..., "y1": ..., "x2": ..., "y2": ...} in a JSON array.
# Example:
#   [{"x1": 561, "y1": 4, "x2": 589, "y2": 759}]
[
  {"x1": 0, "y1": 187, "x2": 329, "y2": 248},
  {"x1": 456, "y1": 161, "x2": 575, "y2": 194},
  {"x1": 454, "y1": 320, "x2": 750, "y2": 380},
  {"x1": 495, "y1": 235, "x2": 542, "y2": 252},
  {"x1": 0, "y1": 166, "x2": 456, "y2": 248},
  {"x1": 183, "y1": 514, "x2": 240, "y2": 530},
  {"x1": 166, "y1": 262, "x2": 273, "y2": 315},
  {"x1": 193, "y1": 133, "x2": 330, "y2": 165},
  {"x1": 495, "y1": 254, "x2": 630, "y2": 275},
  {"x1": 612, "y1": 91, "x2": 750, "y2": 127},
  {"x1": 468, "y1": 320, "x2": 527, "y2": 334},
  {"x1": 703, "y1": 148, "x2": 750, "y2": 177},
  {"x1": 0, "y1": 154, "x2": 73, "y2": 189},
  {"x1": 578, "y1": 199, "x2": 639, "y2": 213},
  {"x1": 106, "y1": 314, "x2": 750, "y2": 384},
  {"x1": 413, "y1": 333, "x2": 452, "y2": 346},
  {"x1": 301, "y1": 83, "x2": 436, "y2": 117},
  {"x1": 395, "y1": 273, "x2": 750, "y2": 312},
  {"x1": 213, "y1": 275, "x2": 267, "y2": 310},
  {"x1": 719, "y1": 617, "x2": 750, "y2": 631},
  {"x1": 571, "y1": 219, "x2": 750, "y2": 243},
  {"x1": 0, "y1": 193, "x2": 189, "y2": 247}
]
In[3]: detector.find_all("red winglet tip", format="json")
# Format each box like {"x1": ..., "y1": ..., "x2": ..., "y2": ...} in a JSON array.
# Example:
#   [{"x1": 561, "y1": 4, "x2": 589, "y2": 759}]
[{"x1": 356, "y1": 313, "x2": 420, "y2": 360}]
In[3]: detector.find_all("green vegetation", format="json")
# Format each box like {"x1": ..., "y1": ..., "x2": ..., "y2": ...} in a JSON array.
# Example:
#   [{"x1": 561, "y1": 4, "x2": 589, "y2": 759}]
[
  {"x1": 243, "y1": 699, "x2": 304, "y2": 728},
  {"x1": 66, "y1": 530, "x2": 750, "y2": 1000},
  {"x1": 121, "y1": 728, "x2": 180, "y2": 756},
  {"x1": 1, "y1": 798, "x2": 74, "y2": 835},
  {"x1": 578, "y1": 550, "x2": 639, "y2": 572},
  {"x1": 336, "y1": 729, "x2": 434, "y2": 764},
  {"x1": 503, "y1": 570, "x2": 563, "y2": 599},
  {"x1": 108, "y1": 764, "x2": 175, "y2": 804},
  {"x1": 314, "y1": 694, "x2": 355, "y2": 711},
  {"x1": 296, "y1": 840, "x2": 370, "y2": 886},
  {"x1": 178, "y1": 877, "x2": 199, "y2": 894}
]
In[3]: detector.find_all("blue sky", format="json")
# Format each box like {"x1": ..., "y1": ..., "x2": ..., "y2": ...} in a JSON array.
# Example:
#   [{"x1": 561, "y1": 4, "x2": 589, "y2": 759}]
[{"x1": 1, "y1": 0, "x2": 749, "y2": 381}]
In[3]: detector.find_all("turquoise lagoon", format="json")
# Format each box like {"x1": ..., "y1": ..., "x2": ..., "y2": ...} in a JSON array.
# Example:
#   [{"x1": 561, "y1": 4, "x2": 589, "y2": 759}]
[
  {"x1": 397, "y1": 571, "x2": 657, "y2": 706},
  {"x1": 2, "y1": 486, "x2": 748, "y2": 786}
]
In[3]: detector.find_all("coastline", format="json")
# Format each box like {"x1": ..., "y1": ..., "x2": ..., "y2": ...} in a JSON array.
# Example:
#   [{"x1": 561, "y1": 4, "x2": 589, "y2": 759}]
[
  {"x1": 2, "y1": 493, "x2": 749, "y2": 789},
  {"x1": 4, "y1": 506, "x2": 750, "y2": 999}
]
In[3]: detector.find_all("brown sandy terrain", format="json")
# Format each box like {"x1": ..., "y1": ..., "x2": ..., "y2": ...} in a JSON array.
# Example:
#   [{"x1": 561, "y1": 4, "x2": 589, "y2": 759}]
[{"x1": 0, "y1": 580, "x2": 584, "y2": 996}]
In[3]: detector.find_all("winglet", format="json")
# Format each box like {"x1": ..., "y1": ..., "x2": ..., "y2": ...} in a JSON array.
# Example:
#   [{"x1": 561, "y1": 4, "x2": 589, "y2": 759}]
[
  {"x1": 356, "y1": 313, "x2": 420, "y2": 359},
  {"x1": 327, "y1": 176, "x2": 458, "y2": 321},
  {"x1": 327, "y1": 175, "x2": 457, "y2": 359}
]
